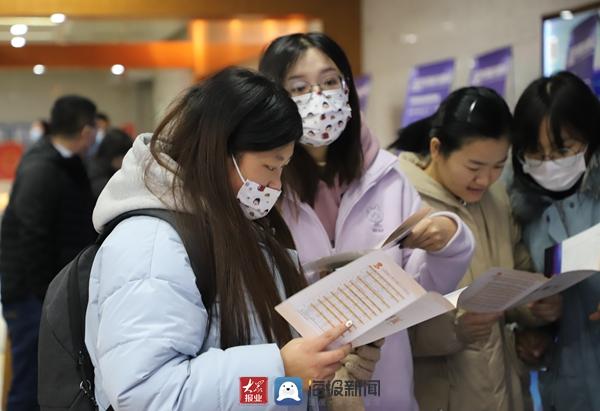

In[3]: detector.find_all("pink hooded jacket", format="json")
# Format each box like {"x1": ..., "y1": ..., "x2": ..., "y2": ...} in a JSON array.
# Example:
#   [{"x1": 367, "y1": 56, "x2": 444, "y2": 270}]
[{"x1": 281, "y1": 125, "x2": 474, "y2": 411}]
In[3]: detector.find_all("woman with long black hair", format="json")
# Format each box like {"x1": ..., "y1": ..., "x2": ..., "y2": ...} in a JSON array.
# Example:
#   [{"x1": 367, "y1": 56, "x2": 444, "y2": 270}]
[{"x1": 84, "y1": 67, "x2": 352, "y2": 410}]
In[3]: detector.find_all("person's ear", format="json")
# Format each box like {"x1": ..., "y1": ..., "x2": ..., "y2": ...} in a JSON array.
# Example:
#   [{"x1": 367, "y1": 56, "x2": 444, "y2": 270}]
[{"x1": 429, "y1": 137, "x2": 442, "y2": 161}]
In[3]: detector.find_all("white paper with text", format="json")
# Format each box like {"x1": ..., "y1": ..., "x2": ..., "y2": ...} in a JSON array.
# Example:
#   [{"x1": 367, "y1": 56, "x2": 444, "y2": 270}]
[{"x1": 276, "y1": 251, "x2": 453, "y2": 346}]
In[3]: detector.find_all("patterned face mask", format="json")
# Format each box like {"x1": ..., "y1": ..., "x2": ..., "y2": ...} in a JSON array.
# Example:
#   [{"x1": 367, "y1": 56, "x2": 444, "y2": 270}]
[
  {"x1": 232, "y1": 156, "x2": 281, "y2": 220},
  {"x1": 292, "y1": 88, "x2": 352, "y2": 147}
]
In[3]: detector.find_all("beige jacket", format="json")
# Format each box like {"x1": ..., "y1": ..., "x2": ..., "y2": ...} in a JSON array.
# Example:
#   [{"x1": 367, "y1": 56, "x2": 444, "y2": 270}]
[{"x1": 398, "y1": 153, "x2": 536, "y2": 411}]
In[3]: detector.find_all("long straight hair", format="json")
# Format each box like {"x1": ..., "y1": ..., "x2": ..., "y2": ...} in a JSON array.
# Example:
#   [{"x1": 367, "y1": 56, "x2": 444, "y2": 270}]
[
  {"x1": 149, "y1": 67, "x2": 308, "y2": 348},
  {"x1": 259, "y1": 33, "x2": 363, "y2": 206}
]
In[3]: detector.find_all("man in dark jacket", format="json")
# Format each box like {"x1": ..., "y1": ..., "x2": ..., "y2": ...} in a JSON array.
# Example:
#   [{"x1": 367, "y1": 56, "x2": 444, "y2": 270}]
[{"x1": 0, "y1": 95, "x2": 98, "y2": 411}]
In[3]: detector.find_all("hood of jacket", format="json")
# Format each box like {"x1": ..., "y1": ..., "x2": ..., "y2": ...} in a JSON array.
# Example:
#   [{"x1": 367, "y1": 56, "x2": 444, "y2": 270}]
[{"x1": 92, "y1": 133, "x2": 185, "y2": 231}]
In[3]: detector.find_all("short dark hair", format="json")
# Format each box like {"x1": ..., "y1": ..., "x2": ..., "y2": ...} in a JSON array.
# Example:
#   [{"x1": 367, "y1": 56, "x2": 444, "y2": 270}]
[
  {"x1": 510, "y1": 71, "x2": 600, "y2": 192},
  {"x1": 259, "y1": 32, "x2": 362, "y2": 205},
  {"x1": 511, "y1": 71, "x2": 600, "y2": 155},
  {"x1": 96, "y1": 128, "x2": 132, "y2": 160},
  {"x1": 50, "y1": 95, "x2": 97, "y2": 138},
  {"x1": 390, "y1": 87, "x2": 512, "y2": 156},
  {"x1": 95, "y1": 112, "x2": 110, "y2": 123}
]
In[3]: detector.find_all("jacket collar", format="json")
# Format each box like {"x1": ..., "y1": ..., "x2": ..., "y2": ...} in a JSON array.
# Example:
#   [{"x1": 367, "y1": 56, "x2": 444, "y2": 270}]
[
  {"x1": 397, "y1": 152, "x2": 466, "y2": 209},
  {"x1": 510, "y1": 148, "x2": 600, "y2": 222},
  {"x1": 283, "y1": 149, "x2": 399, "y2": 216},
  {"x1": 338, "y1": 148, "x2": 398, "y2": 200},
  {"x1": 92, "y1": 133, "x2": 185, "y2": 232}
]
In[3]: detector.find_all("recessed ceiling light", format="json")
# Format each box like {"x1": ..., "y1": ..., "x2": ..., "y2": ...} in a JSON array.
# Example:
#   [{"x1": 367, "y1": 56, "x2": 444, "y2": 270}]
[
  {"x1": 33, "y1": 64, "x2": 46, "y2": 75},
  {"x1": 10, "y1": 36, "x2": 26, "y2": 48},
  {"x1": 111, "y1": 64, "x2": 125, "y2": 75},
  {"x1": 402, "y1": 33, "x2": 418, "y2": 44},
  {"x1": 50, "y1": 13, "x2": 66, "y2": 24},
  {"x1": 10, "y1": 24, "x2": 28, "y2": 36}
]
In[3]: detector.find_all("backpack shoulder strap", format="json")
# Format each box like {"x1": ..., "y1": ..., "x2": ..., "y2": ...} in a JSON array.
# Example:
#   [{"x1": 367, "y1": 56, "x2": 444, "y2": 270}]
[
  {"x1": 68, "y1": 208, "x2": 180, "y2": 408},
  {"x1": 96, "y1": 208, "x2": 177, "y2": 244}
]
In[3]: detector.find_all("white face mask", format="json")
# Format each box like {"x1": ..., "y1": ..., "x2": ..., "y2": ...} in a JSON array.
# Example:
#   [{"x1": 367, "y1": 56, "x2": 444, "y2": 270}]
[
  {"x1": 95, "y1": 129, "x2": 105, "y2": 144},
  {"x1": 29, "y1": 127, "x2": 43, "y2": 142},
  {"x1": 232, "y1": 156, "x2": 281, "y2": 220},
  {"x1": 522, "y1": 151, "x2": 587, "y2": 191},
  {"x1": 292, "y1": 88, "x2": 352, "y2": 147}
]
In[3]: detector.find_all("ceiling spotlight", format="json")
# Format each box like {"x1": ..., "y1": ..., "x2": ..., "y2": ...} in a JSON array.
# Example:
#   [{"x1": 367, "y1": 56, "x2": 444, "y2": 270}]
[
  {"x1": 10, "y1": 24, "x2": 28, "y2": 36},
  {"x1": 10, "y1": 36, "x2": 26, "y2": 48},
  {"x1": 50, "y1": 13, "x2": 66, "y2": 24},
  {"x1": 402, "y1": 33, "x2": 418, "y2": 45},
  {"x1": 33, "y1": 64, "x2": 46, "y2": 75},
  {"x1": 111, "y1": 64, "x2": 125, "y2": 76},
  {"x1": 560, "y1": 10, "x2": 574, "y2": 20}
]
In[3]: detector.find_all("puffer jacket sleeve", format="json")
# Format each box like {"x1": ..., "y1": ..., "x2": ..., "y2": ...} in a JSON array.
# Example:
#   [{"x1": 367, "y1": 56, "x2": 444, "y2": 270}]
[
  {"x1": 88, "y1": 217, "x2": 285, "y2": 410},
  {"x1": 395, "y1": 176, "x2": 475, "y2": 294}
]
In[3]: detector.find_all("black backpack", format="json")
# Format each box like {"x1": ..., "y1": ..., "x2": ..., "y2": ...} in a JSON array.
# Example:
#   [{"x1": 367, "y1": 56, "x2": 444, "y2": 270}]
[{"x1": 38, "y1": 209, "x2": 181, "y2": 411}]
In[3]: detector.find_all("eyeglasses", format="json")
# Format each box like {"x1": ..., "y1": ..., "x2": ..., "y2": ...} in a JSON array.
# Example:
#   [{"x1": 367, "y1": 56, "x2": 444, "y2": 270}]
[
  {"x1": 286, "y1": 74, "x2": 347, "y2": 104},
  {"x1": 518, "y1": 144, "x2": 587, "y2": 168}
]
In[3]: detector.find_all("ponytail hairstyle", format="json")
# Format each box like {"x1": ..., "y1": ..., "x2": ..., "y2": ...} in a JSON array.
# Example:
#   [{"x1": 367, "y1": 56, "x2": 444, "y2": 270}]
[{"x1": 390, "y1": 87, "x2": 512, "y2": 156}]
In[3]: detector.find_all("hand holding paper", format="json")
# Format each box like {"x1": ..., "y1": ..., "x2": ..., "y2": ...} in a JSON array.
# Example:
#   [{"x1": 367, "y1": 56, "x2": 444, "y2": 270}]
[
  {"x1": 280, "y1": 322, "x2": 352, "y2": 388},
  {"x1": 303, "y1": 207, "x2": 433, "y2": 274},
  {"x1": 343, "y1": 338, "x2": 384, "y2": 381},
  {"x1": 403, "y1": 214, "x2": 458, "y2": 252},
  {"x1": 456, "y1": 311, "x2": 503, "y2": 344},
  {"x1": 528, "y1": 294, "x2": 562, "y2": 322}
]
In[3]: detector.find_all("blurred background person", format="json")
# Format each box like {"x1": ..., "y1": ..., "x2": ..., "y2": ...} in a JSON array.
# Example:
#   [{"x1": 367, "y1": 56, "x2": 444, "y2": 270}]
[
  {"x1": 87, "y1": 127, "x2": 132, "y2": 200},
  {"x1": 27, "y1": 119, "x2": 49, "y2": 146},
  {"x1": 0, "y1": 95, "x2": 97, "y2": 411},
  {"x1": 87, "y1": 112, "x2": 111, "y2": 157}
]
